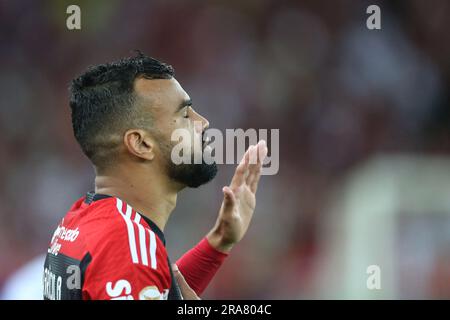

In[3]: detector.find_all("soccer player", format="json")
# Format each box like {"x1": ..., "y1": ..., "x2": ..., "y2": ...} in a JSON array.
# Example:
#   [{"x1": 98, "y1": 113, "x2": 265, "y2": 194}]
[{"x1": 43, "y1": 53, "x2": 268, "y2": 300}]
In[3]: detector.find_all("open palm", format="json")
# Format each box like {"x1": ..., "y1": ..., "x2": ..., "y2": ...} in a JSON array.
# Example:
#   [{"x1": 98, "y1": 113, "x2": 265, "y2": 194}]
[{"x1": 207, "y1": 140, "x2": 268, "y2": 252}]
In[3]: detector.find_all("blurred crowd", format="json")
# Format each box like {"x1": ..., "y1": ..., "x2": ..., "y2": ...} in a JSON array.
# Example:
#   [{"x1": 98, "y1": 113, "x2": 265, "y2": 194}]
[{"x1": 0, "y1": 0, "x2": 449, "y2": 299}]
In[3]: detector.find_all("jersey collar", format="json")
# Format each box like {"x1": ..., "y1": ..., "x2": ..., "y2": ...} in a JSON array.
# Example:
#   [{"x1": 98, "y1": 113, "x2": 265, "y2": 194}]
[{"x1": 85, "y1": 192, "x2": 166, "y2": 246}]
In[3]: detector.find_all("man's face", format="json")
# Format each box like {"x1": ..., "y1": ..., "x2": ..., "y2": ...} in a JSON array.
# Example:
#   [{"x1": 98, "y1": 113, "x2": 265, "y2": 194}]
[{"x1": 134, "y1": 77, "x2": 217, "y2": 187}]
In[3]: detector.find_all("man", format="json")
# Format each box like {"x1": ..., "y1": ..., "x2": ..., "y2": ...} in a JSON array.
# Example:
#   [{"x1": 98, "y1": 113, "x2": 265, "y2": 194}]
[{"x1": 43, "y1": 52, "x2": 267, "y2": 300}]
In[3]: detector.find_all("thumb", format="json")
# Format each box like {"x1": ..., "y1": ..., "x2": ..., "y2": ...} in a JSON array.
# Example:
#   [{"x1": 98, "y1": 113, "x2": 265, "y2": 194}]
[{"x1": 172, "y1": 264, "x2": 200, "y2": 300}]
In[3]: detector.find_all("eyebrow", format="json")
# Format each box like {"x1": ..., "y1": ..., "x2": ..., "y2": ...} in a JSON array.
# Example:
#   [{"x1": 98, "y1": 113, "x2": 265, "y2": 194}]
[{"x1": 176, "y1": 99, "x2": 192, "y2": 113}]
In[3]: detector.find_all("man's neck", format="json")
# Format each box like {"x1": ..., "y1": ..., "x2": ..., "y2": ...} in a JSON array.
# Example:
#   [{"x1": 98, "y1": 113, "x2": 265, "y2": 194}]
[{"x1": 94, "y1": 165, "x2": 180, "y2": 231}]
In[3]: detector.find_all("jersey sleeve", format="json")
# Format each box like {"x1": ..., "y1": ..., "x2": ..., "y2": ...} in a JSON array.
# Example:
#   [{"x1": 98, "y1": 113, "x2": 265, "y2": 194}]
[
  {"x1": 176, "y1": 237, "x2": 229, "y2": 296},
  {"x1": 81, "y1": 215, "x2": 171, "y2": 300}
]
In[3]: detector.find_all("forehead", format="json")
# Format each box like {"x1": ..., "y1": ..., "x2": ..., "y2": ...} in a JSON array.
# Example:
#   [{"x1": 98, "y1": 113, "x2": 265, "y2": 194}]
[{"x1": 133, "y1": 77, "x2": 189, "y2": 111}]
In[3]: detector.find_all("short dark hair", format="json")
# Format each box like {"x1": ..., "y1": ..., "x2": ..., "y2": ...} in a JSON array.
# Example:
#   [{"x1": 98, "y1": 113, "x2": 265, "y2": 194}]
[{"x1": 69, "y1": 52, "x2": 174, "y2": 168}]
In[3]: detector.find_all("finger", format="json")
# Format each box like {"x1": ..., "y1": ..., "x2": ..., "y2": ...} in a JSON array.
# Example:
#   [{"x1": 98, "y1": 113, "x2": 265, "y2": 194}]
[
  {"x1": 230, "y1": 146, "x2": 252, "y2": 189},
  {"x1": 248, "y1": 143, "x2": 258, "y2": 165},
  {"x1": 246, "y1": 141, "x2": 265, "y2": 184},
  {"x1": 229, "y1": 162, "x2": 246, "y2": 190},
  {"x1": 172, "y1": 264, "x2": 200, "y2": 300},
  {"x1": 248, "y1": 143, "x2": 268, "y2": 193}
]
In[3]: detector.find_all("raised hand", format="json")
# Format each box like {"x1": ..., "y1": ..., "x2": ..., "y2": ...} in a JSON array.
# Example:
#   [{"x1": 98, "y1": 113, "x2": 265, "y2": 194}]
[{"x1": 207, "y1": 140, "x2": 268, "y2": 253}]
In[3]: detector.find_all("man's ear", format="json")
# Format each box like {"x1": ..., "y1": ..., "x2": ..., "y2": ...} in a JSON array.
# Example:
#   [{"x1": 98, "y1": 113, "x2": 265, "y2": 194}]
[{"x1": 123, "y1": 129, "x2": 155, "y2": 161}]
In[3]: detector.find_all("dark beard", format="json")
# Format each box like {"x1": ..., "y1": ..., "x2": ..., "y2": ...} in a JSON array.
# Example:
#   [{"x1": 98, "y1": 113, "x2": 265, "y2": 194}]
[
  {"x1": 160, "y1": 130, "x2": 218, "y2": 188},
  {"x1": 167, "y1": 160, "x2": 218, "y2": 188}
]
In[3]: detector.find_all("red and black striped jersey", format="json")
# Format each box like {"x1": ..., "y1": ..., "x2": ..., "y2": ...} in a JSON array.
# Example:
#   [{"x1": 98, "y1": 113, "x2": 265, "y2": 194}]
[{"x1": 43, "y1": 193, "x2": 179, "y2": 300}]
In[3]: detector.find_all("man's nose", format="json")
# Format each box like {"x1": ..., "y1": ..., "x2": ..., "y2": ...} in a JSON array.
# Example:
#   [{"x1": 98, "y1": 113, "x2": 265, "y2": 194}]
[
  {"x1": 193, "y1": 111, "x2": 209, "y2": 131},
  {"x1": 201, "y1": 117, "x2": 209, "y2": 131}
]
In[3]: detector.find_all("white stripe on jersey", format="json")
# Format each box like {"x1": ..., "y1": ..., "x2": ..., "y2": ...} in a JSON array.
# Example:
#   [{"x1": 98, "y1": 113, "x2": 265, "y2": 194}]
[
  {"x1": 137, "y1": 222, "x2": 149, "y2": 266},
  {"x1": 116, "y1": 199, "x2": 139, "y2": 264},
  {"x1": 115, "y1": 198, "x2": 158, "y2": 269},
  {"x1": 148, "y1": 229, "x2": 157, "y2": 270},
  {"x1": 124, "y1": 203, "x2": 132, "y2": 219}
]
